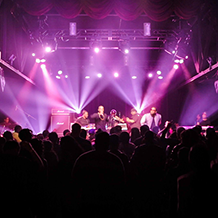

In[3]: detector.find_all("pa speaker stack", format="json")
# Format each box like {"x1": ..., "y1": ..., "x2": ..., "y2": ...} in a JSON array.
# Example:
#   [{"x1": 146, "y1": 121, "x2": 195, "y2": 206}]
[{"x1": 51, "y1": 109, "x2": 70, "y2": 137}]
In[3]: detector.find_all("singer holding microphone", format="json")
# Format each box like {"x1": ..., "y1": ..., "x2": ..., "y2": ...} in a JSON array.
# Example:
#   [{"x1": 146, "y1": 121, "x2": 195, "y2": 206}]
[{"x1": 90, "y1": 105, "x2": 109, "y2": 131}]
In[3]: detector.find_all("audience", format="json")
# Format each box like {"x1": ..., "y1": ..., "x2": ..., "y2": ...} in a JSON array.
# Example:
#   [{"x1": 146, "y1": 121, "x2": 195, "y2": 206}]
[{"x1": 0, "y1": 119, "x2": 218, "y2": 218}]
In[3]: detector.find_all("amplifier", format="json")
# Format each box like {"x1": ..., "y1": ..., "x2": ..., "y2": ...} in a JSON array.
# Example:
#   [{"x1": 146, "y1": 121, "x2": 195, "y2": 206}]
[
  {"x1": 51, "y1": 109, "x2": 70, "y2": 115},
  {"x1": 51, "y1": 115, "x2": 70, "y2": 136}
]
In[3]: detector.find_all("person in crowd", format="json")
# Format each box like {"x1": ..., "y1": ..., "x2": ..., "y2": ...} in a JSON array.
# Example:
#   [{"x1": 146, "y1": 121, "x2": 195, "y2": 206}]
[
  {"x1": 42, "y1": 129, "x2": 50, "y2": 139},
  {"x1": 177, "y1": 144, "x2": 218, "y2": 217},
  {"x1": 130, "y1": 127, "x2": 140, "y2": 143},
  {"x1": 63, "y1": 129, "x2": 70, "y2": 136},
  {"x1": 119, "y1": 131, "x2": 135, "y2": 161},
  {"x1": 90, "y1": 105, "x2": 109, "y2": 131},
  {"x1": 72, "y1": 131, "x2": 126, "y2": 217},
  {"x1": 49, "y1": 131, "x2": 61, "y2": 159},
  {"x1": 12, "y1": 124, "x2": 22, "y2": 143},
  {"x1": 140, "y1": 107, "x2": 162, "y2": 134},
  {"x1": 130, "y1": 130, "x2": 166, "y2": 218},
  {"x1": 71, "y1": 123, "x2": 93, "y2": 152},
  {"x1": 3, "y1": 130, "x2": 13, "y2": 141},
  {"x1": 76, "y1": 110, "x2": 90, "y2": 127},
  {"x1": 133, "y1": 124, "x2": 149, "y2": 147}
]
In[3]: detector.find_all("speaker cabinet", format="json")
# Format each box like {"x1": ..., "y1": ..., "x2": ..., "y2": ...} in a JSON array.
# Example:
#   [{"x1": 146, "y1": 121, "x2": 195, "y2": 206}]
[{"x1": 51, "y1": 115, "x2": 70, "y2": 137}]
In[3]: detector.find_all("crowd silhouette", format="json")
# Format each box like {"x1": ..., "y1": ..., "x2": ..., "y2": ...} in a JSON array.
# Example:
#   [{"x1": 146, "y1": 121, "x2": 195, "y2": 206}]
[{"x1": 0, "y1": 121, "x2": 218, "y2": 218}]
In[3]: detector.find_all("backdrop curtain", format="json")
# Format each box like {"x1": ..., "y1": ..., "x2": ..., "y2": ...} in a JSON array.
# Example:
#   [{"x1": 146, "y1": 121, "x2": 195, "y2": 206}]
[{"x1": 12, "y1": 0, "x2": 204, "y2": 21}]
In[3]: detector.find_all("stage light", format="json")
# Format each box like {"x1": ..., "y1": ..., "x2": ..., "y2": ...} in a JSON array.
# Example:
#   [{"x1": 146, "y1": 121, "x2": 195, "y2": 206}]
[
  {"x1": 148, "y1": 73, "x2": 153, "y2": 78},
  {"x1": 173, "y1": 64, "x2": 179, "y2": 69},
  {"x1": 172, "y1": 50, "x2": 176, "y2": 54},
  {"x1": 185, "y1": 55, "x2": 189, "y2": 59},
  {"x1": 45, "y1": 46, "x2": 52, "y2": 53},
  {"x1": 124, "y1": 49, "x2": 129, "y2": 54},
  {"x1": 157, "y1": 70, "x2": 162, "y2": 75},
  {"x1": 179, "y1": 59, "x2": 184, "y2": 64},
  {"x1": 174, "y1": 59, "x2": 180, "y2": 63},
  {"x1": 40, "y1": 64, "x2": 46, "y2": 69},
  {"x1": 65, "y1": 75, "x2": 68, "y2": 78},
  {"x1": 40, "y1": 59, "x2": 46, "y2": 63},
  {"x1": 132, "y1": 76, "x2": 137, "y2": 79},
  {"x1": 97, "y1": 73, "x2": 102, "y2": 78},
  {"x1": 35, "y1": 58, "x2": 41, "y2": 63},
  {"x1": 94, "y1": 47, "x2": 100, "y2": 53},
  {"x1": 58, "y1": 70, "x2": 63, "y2": 75},
  {"x1": 56, "y1": 75, "x2": 61, "y2": 79},
  {"x1": 85, "y1": 76, "x2": 90, "y2": 79},
  {"x1": 158, "y1": 76, "x2": 163, "y2": 79},
  {"x1": 32, "y1": 53, "x2": 36, "y2": 57},
  {"x1": 114, "y1": 72, "x2": 119, "y2": 78}
]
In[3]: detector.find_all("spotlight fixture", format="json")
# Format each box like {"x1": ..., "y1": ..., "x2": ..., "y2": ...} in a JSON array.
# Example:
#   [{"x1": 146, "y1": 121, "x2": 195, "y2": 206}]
[
  {"x1": 45, "y1": 46, "x2": 52, "y2": 53},
  {"x1": 148, "y1": 73, "x2": 153, "y2": 78},
  {"x1": 119, "y1": 40, "x2": 130, "y2": 54},
  {"x1": 94, "y1": 47, "x2": 100, "y2": 53},
  {"x1": 35, "y1": 58, "x2": 41, "y2": 63},
  {"x1": 40, "y1": 64, "x2": 46, "y2": 69},
  {"x1": 132, "y1": 76, "x2": 137, "y2": 79},
  {"x1": 158, "y1": 76, "x2": 163, "y2": 79},
  {"x1": 85, "y1": 76, "x2": 90, "y2": 79},
  {"x1": 90, "y1": 40, "x2": 102, "y2": 53},
  {"x1": 97, "y1": 73, "x2": 102, "y2": 78},
  {"x1": 173, "y1": 64, "x2": 179, "y2": 69},
  {"x1": 157, "y1": 70, "x2": 162, "y2": 75},
  {"x1": 114, "y1": 72, "x2": 119, "y2": 78},
  {"x1": 58, "y1": 70, "x2": 63, "y2": 75}
]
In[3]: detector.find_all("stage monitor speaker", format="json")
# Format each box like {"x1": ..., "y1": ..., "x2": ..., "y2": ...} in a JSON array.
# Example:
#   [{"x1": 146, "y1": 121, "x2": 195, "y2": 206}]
[{"x1": 51, "y1": 115, "x2": 70, "y2": 137}]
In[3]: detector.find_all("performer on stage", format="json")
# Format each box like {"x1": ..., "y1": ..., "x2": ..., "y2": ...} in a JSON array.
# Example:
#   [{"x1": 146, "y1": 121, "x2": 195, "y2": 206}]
[
  {"x1": 108, "y1": 109, "x2": 124, "y2": 128},
  {"x1": 199, "y1": 111, "x2": 211, "y2": 126},
  {"x1": 90, "y1": 105, "x2": 109, "y2": 131},
  {"x1": 76, "y1": 110, "x2": 90, "y2": 127},
  {"x1": 140, "y1": 107, "x2": 162, "y2": 134},
  {"x1": 125, "y1": 108, "x2": 141, "y2": 130}
]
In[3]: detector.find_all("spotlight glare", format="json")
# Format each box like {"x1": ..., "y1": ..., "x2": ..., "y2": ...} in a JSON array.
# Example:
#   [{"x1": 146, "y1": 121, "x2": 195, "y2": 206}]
[
  {"x1": 45, "y1": 47, "x2": 52, "y2": 53},
  {"x1": 97, "y1": 73, "x2": 102, "y2": 78},
  {"x1": 114, "y1": 72, "x2": 119, "y2": 78},
  {"x1": 173, "y1": 64, "x2": 179, "y2": 69},
  {"x1": 32, "y1": 53, "x2": 36, "y2": 57},
  {"x1": 179, "y1": 59, "x2": 184, "y2": 64},
  {"x1": 148, "y1": 73, "x2": 153, "y2": 78},
  {"x1": 157, "y1": 70, "x2": 162, "y2": 75},
  {"x1": 40, "y1": 64, "x2": 46, "y2": 69},
  {"x1": 58, "y1": 70, "x2": 63, "y2": 75},
  {"x1": 174, "y1": 59, "x2": 180, "y2": 63},
  {"x1": 158, "y1": 76, "x2": 163, "y2": 79},
  {"x1": 94, "y1": 47, "x2": 100, "y2": 53},
  {"x1": 124, "y1": 49, "x2": 129, "y2": 54},
  {"x1": 85, "y1": 76, "x2": 90, "y2": 79},
  {"x1": 172, "y1": 50, "x2": 176, "y2": 54},
  {"x1": 40, "y1": 59, "x2": 46, "y2": 63},
  {"x1": 65, "y1": 75, "x2": 68, "y2": 78},
  {"x1": 56, "y1": 75, "x2": 61, "y2": 79},
  {"x1": 35, "y1": 58, "x2": 41, "y2": 63},
  {"x1": 185, "y1": 55, "x2": 189, "y2": 59},
  {"x1": 132, "y1": 76, "x2": 137, "y2": 79}
]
